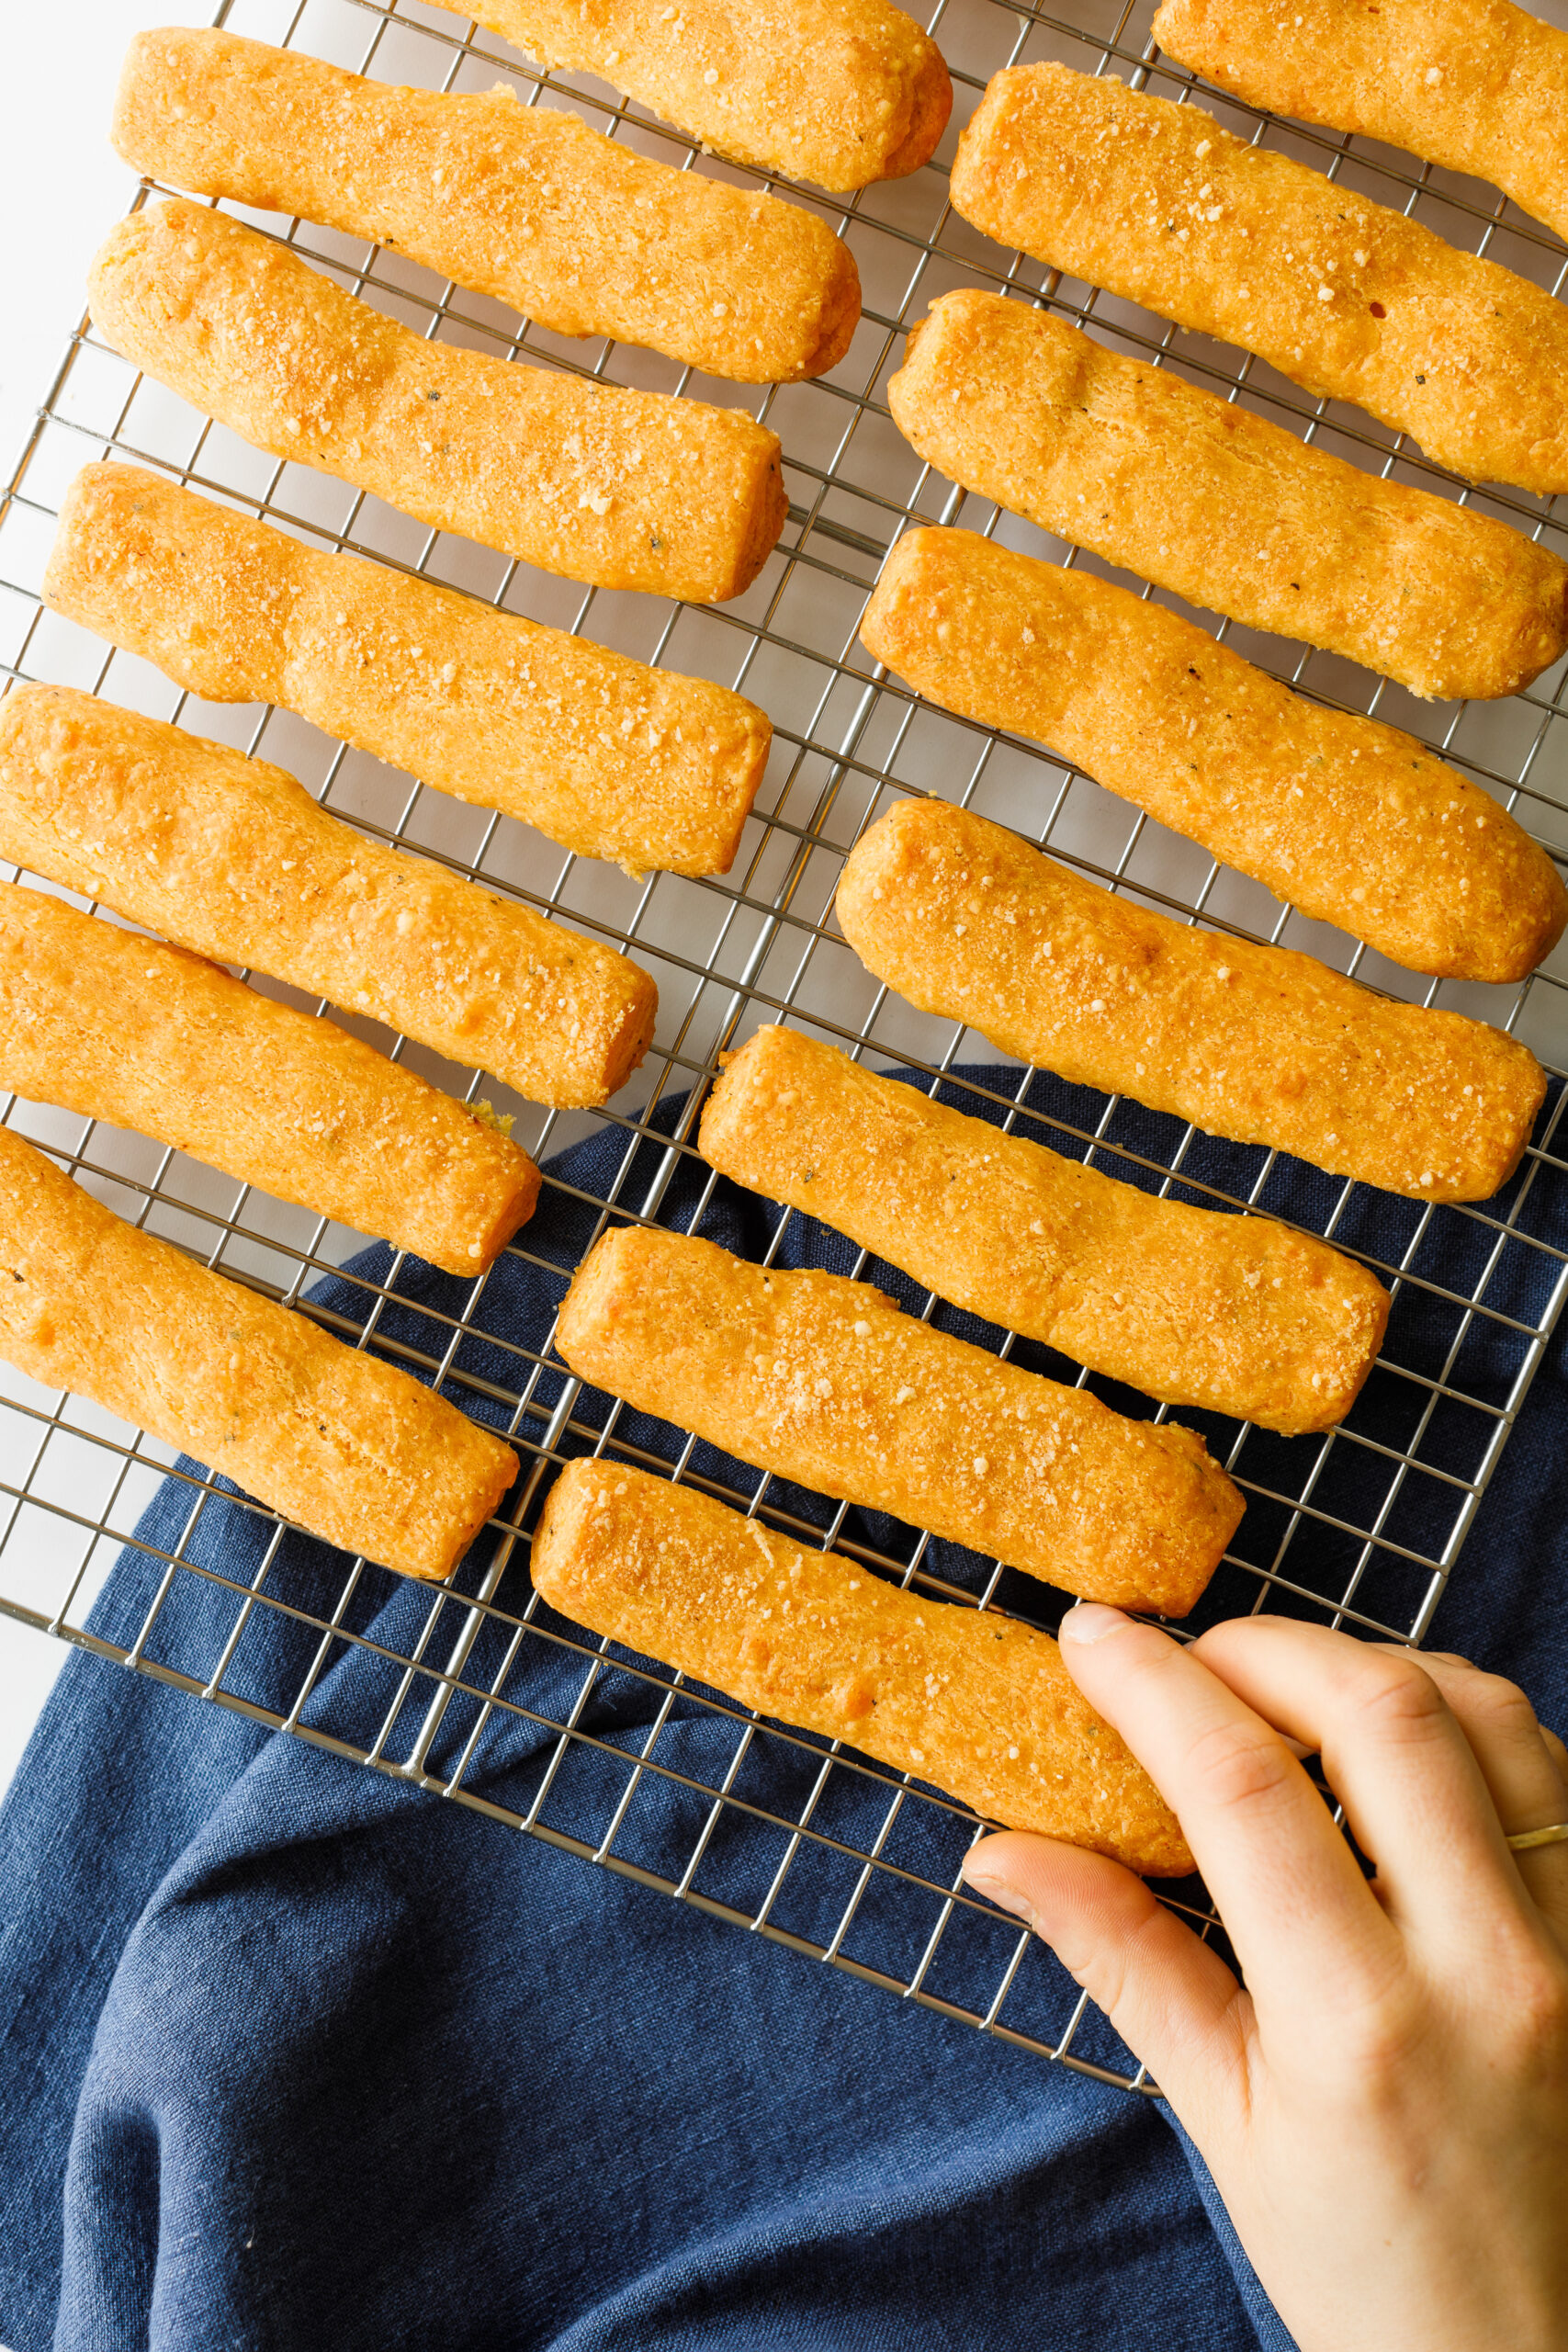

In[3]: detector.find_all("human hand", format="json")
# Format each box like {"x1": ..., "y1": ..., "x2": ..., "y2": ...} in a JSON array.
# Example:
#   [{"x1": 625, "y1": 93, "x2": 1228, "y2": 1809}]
[{"x1": 961, "y1": 1611, "x2": 1568, "y2": 2352}]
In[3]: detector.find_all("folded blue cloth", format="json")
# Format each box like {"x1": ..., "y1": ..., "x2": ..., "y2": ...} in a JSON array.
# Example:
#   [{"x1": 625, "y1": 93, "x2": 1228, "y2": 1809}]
[{"x1": 1, "y1": 1069, "x2": 1562, "y2": 2352}]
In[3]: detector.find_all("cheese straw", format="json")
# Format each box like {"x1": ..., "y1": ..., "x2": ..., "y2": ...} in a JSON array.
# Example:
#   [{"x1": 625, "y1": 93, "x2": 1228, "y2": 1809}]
[
  {"x1": 0, "y1": 1124, "x2": 517, "y2": 1582},
  {"x1": 888, "y1": 290, "x2": 1568, "y2": 705},
  {"x1": 439, "y1": 0, "x2": 953, "y2": 192},
  {"x1": 558, "y1": 1226, "x2": 1244, "y2": 1613},
  {"x1": 0, "y1": 685, "x2": 657, "y2": 1111},
  {"x1": 835, "y1": 799, "x2": 1545, "y2": 1204},
  {"x1": 88, "y1": 202, "x2": 786, "y2": 605},
  {"x1": 532, "y1": 1461, "x2": 1194, "y2": 1874},
  {"x1": 1154, "y1": 0, "x2": 1568, "y2": 247},
  {"x1": 0, "y1": 887, "x2": 540, "y2": 1276},
  {"x1": 698, "y1": 1026, "x2": 1390, "y2": 1436},
  {"x1": 949, "y1": 62, "x2": 1568, "y2": 496},
  {"x1": 45, "y1": 466, "x2": 770, "y2": 878},
  {"x1": 112, "y1": 28, "x2": 861, "y2": 384},
  {"x1": 860, "y1": 527, "x2": 1566, "y2": 986}
]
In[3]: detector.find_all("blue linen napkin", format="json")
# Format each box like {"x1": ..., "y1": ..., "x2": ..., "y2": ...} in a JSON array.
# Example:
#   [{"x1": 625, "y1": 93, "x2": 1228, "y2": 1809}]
[{"x1": 1, "y1": 1064, "x2": 1562, "y2": 2351}]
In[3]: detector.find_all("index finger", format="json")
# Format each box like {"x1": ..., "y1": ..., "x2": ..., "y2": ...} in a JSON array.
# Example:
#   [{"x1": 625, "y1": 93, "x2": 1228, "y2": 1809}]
[{"x1": 1055, "y1": 1604, "x2": 1398, "y2": 2025}]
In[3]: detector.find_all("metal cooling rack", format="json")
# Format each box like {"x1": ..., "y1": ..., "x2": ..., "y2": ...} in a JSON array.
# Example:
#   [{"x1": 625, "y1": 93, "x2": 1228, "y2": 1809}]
[{"x1": 2, "y1": 0, "x2": 1567, "y2": 2092}]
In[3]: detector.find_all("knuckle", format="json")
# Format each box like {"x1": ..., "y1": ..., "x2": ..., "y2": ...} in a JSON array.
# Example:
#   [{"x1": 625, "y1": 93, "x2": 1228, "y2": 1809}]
[
  {"x1": 1063, "y1": 1930, "x2": 1131, "y2": 2018},
  {"x1": 1046, "y1": 1885, "x2": 1156, "y2": 2018},
  {"x1": 1461, "y1": 1670, "x2": 1540, "y2": 1740},
  {"x1": 1493, "y1": 1954, "x2": 1568, "y2": 2068},
  {"x1": 1522, "y1": 1970, "x2": 1568, "y2": 2052},
  {"x1": 1349, "y1": 1656, "x2": 1449, "y2": 1743},
  {"x1": 1185, "y1": 1717, "x2": 1298, "y2": 1817},
  {"x1": 1070, "y1": 1900, "x2": 1165, "y2": 2021},
  {"x1": 1343, "y1": 2000, "x2": 1424, "y2": 2086},
  {"x1": 1314, "y1": 1960, "x2": 1427, "y2": 2087}
]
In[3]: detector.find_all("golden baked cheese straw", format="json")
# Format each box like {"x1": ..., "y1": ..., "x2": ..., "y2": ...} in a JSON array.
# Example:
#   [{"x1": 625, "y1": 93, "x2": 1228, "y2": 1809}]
[
  {"x1": 861, "y1": 528, "x2": 1566, "y2": 986},
  {"x1": 0, "y1": 1124, "x2": 516, "y2": 1581},
  {"x1": 558, "y1": 1226, "x2": 1244, "y2": 1613},
  {"x1": 112, "y1": 29, "x2": 861, "y2": 385},
  {"x1": 889, "y1": 291, "x2": 1568, "y2": 706},
  {"x1": 837, "y1": 801, "x2": 1544, "y2": 1204},
  {"x1": 44, "y1": 467, "x2": 770, "y2": 878},
  {"x1": 0, "y1": 888, "x2": 540, "y2": 1277},
  {"x1": 1154, "y1": 0, "x2": 1568, "y2": 248},
  {"x1": 443, "y1": 0, "x2": 952, "y2": 193},
  {"x1": 949, "y1": 62, "x2": 1568, "y2": 496},
  {"x1": 87, "y1": 202, "x2": 785, "y2": 605},
  {"x1": 533, "y1": 1461, "x2": 1193, "y2": 1873},
  {"x1": 0, "y1": 685, "x2": 657, "y2": 1111},
  {"x1": 699, "y1": 1029, "x2": 1388, "y2": 1435}
]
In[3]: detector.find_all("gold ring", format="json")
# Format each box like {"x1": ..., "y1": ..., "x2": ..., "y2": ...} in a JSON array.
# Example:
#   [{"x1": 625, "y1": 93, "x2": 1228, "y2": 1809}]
[{"x1": 1506, "y1": 1821, "x2": 1568, "y2": 1852}]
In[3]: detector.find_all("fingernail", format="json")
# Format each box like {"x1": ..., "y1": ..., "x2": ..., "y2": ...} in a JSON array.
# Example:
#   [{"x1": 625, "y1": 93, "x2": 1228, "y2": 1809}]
[
  {"x1": 960, "y1": 1860, "x2": 1039, "y2": 1931},
  {"x1": 1059, "y1": 1602, "x2": 1130, "y2": 1646}
]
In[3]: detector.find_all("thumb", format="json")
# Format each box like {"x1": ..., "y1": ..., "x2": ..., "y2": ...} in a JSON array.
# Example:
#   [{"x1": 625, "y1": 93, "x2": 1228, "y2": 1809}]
[{"x1": 961, "y1": 1829, "x2": 1253, "y2": 2129}]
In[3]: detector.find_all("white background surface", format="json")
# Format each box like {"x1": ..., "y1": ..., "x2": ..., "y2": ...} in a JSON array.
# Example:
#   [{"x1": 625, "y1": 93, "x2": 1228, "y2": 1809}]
[{"x1": 0, "y1": 0, "x2": 210, "y2": 1796}]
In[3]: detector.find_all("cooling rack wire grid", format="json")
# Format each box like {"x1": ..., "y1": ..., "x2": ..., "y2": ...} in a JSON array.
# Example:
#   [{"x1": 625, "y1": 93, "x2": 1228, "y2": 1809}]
[{"x1": 1, "y1": 0, "x2": 1567, "y2": 2091}]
